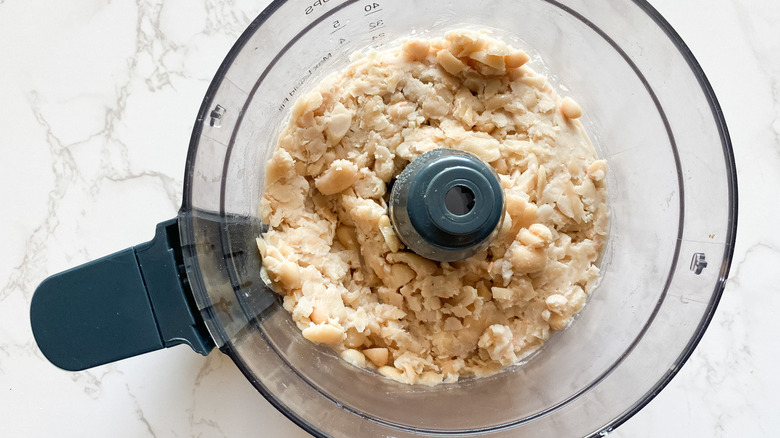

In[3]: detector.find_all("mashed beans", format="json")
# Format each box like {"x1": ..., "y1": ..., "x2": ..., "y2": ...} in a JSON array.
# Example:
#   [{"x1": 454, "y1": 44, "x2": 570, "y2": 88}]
[{"x1": 257, "y1": 30, "x2": 608, "y2": 385}]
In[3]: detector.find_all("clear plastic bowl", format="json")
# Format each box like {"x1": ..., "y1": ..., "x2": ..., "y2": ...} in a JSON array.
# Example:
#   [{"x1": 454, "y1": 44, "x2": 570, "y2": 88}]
[{"x1": 179, "y1": 0, "x2": 737, "y2": 436}]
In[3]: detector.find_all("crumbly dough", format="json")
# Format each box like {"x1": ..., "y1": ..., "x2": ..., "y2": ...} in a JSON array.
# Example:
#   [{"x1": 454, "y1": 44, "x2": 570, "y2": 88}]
[{"x1": 258, "y1": 30, "x2": 608, "y2": 385}]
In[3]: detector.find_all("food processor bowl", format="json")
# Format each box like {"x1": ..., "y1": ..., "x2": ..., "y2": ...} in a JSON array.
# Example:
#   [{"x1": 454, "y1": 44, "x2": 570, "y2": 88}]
[
  {"x1": 181, "y1": 0, "x2": 736, "y2": 435},
  {"x1": 31, "y1": 0, "x2": 737, "y2": 436}
]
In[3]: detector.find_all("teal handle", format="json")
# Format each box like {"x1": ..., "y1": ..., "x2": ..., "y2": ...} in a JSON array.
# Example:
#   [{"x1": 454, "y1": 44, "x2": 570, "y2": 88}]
[{"x1": 30, "y1": 219, "x2": 214, "y2": 371}]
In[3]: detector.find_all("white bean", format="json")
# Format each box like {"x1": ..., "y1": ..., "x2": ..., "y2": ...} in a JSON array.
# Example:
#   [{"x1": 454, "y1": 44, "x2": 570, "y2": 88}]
[
  {"x1": 436, "y1": 49, "x2": 467, "y2": 75},
  {"x1": 402, "y1": 39, "x2": 430, "y2": 61},
  {"x1": 363, "y1": 347, "x2": 389, "y2": 367},
  {"x1": 504, "y1": 51, "x2": 530, "y2": 69},
  {"x1": 561, "y1": 96, "x2": 583, "y2": 119},
  {"x1": 302, "y1": 324, "x2": 345, "y2": 345},
  {"x1": 315, "y1": 159, "x2": 359, "y2": 195},
  {"x1": 341, "y1": 349, "x2": 367, "y2": 367}
]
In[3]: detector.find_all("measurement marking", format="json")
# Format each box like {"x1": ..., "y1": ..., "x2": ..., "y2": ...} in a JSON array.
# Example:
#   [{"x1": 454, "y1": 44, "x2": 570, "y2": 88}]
[
  {"x1": 364, "y1": 9, "x2": 382, "y2": 16},
  {"x1": 330, "y1": 25, "x2": 346, "y2": 34},
  {"x1": 369, "y1": 25, "x2": 385, "y2": 33}
]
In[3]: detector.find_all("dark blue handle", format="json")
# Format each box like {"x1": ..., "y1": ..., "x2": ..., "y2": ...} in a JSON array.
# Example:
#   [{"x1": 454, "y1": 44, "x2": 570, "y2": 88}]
[{"x1": 30, "y1": 219, "x2": 214, "y2": 371}]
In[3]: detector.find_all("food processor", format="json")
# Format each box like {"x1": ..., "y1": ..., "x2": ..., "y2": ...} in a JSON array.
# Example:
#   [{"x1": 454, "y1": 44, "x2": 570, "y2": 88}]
[{"x1": 29, "y1": 0, "x2": 737, "y2": 436}]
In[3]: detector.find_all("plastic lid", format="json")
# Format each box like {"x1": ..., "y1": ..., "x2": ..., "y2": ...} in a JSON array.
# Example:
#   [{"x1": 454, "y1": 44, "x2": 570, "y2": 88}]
[{"x1": 389, "y1": 149, "x2": 505, "y2": 262}]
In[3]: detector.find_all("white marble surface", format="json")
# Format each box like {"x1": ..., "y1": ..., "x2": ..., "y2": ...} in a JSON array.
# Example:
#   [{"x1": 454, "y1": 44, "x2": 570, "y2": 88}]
[{"x1": 0, "y1": 0, "x2": 776, "y2": 436}]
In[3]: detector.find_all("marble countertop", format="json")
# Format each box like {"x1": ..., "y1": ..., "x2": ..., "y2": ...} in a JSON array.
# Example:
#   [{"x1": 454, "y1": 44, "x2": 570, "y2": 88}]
[{"x1": 1, "y1": 0, "x2": 776, "y2": 436}]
